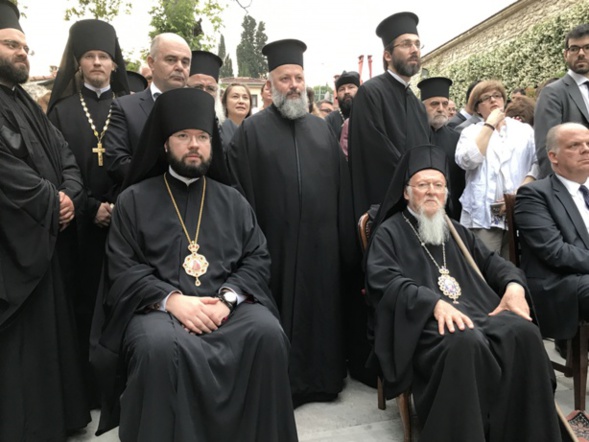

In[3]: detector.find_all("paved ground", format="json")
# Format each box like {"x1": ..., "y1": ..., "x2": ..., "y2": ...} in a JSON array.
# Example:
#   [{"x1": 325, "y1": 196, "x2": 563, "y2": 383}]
[{"x1": 68, "y1": 340, "x2": 578, "y2": 442}]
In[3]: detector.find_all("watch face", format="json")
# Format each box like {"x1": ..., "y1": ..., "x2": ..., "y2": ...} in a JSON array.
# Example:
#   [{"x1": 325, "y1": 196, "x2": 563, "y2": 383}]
[{"x1": 223, "y1": 291, "x2": 238, "y2": 304}]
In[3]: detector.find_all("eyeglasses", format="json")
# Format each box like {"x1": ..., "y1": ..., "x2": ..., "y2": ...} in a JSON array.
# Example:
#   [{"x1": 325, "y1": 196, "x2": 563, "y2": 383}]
[
  {"x1": 319, "y1": 108, "x2": 332, "y2": 113},
  {"x1": 1, "y1": 39, "x2": 30, "y2": 54},
  {"x1": 478, "y1": 93, "x2": 503, "y2": 104},
  {"x1": 408, "y1": 182, "x2": 446, "y2": 192},
  {"x1": 171, "y1": 133, "x2": 211, "y2": 145},
  {"x1": 190, "y1": 84, "x2": 218, "y2": 94},
  {"x1": 566, "y1": 44, "x2": 589, "y2": 54},
  {"x1": 393, "y1": 40, "x2": 423, "y2": 51}
]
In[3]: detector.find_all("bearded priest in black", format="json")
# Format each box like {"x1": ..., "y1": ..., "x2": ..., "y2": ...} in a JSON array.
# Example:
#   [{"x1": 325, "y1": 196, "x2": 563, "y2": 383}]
[
  {"x1": 365, "y1": 145, "x2": 561, "y2": 441},
  {"x1": 47, "y1": 19, "x2": 129, "y2": 406},
  {"x1": 90, "y1": 88, "x2": 297, "y2": 441},
  {"x1": 0, "y1": 1, "x2": 90, "y2": 439}
]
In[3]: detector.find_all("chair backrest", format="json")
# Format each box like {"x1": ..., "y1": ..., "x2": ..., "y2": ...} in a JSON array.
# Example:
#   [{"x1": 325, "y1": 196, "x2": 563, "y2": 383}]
[
  {"x1": 358, "y1": 212, "x2": 372, "y2": 254},
  {"x1": 503, "y1": 193, "x2": 520, "y2": 267}
]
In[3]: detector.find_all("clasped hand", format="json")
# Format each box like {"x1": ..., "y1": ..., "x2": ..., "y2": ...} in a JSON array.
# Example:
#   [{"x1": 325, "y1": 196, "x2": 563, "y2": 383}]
[{"x1": 165, "y1": 293, "x2": 230, "y2": 335}]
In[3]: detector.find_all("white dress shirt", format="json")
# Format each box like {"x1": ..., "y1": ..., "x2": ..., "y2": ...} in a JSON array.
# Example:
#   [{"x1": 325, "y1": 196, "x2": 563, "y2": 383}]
[{"x1": 555, "y1": 173, "x2": 589, "y2": 233}]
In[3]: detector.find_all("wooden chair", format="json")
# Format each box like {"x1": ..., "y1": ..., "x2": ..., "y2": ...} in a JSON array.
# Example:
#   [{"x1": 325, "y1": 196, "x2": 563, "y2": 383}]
[
  {"x1": 358, "y1": 211, "x2": 413, "y2": 442},
  {"x1": 504, "y1": 193, "x2": 589, "y2": 411}
]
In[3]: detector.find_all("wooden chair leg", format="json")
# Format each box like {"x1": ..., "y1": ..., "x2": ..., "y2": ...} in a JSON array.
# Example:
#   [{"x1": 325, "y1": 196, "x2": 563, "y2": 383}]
[
  {"x1": 377, "y1": 376, "x2": 386, "y2": 410},
  {"x1": 396, "y1": 391, "x2": 412, "y2": 442},
  {"x1": 572, "y1": 326, "x2": 589, "y2": 411}
]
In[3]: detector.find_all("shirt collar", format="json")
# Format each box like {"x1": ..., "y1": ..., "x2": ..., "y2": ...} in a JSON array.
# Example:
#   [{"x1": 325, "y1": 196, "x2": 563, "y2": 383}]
[
  {"x1": 83, "y1": 82, "x2": 111, "y2": 98},
  {"x1": 555, "y1": 172, "x2": 589, "y2": 195},
  {"x1": 168, "y1": 166, "x2": 200, "y2": 186},
  {"x1": 150, "y1": 82, "x2": 163, "y2": 100},
  {"x1": 568, "y1": 69, "x2": 589, "y2": 86},
  {"x1": 459, "y1": 108, "x2": 472, "y2": 119},
  {"x1": 387, "y1": 69, "x2": 410, "y2": 88}
]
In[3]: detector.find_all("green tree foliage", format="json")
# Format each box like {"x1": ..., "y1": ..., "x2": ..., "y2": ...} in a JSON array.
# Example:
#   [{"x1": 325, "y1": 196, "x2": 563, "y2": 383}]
[
  {"x1": 236, "y1": 15, "x2": 267, "y2": 78},
  {"x1": 428, "y1": 1, "x2": 589, "y2": 105},
  {"x1": 64, "y1": 0, "x2": 131, "y2": 21},
  {"x1": 149, "y1": 0, "x2": 224, "y2": 51},
  {"x1": 218, "y1": 34, "x2": 235, "y2": 78}
]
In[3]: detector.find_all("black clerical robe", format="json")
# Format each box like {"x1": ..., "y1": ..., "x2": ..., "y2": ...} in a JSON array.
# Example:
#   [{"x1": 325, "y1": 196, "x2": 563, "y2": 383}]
[
  {"x1": 227, "y1": 105, "x2": 356, "y2": 404},
  {"x1": 91, "y1": 175, "x2": 297, "y2": 441},
  {"x1": 430, "y1": 125, "x2": 465, "y2": 220},
  {"x1": 325, "y1": 109, "x2": 344, "y2": 141},
  {"x1": 366, "y1": 211, "x2": 560, "y2": 441},
  {"x1": 48, "y1": 87, "x2": 116, "y2": 405},
  {"x1": 348, "y1": 73, "x2": 430, "y2": 221},
  {"x1": 0, "y1": 85, "x2": 90, "y2": 440}
]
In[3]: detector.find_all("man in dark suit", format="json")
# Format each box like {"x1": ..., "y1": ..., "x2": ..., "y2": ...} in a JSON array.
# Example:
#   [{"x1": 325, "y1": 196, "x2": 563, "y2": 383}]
[
  {"x1": 515, "y1": 123, "x2": 589, "y2": 343},
  {"x1": 535, "y1": 23, "x2": 589, "y2": 178},
  {"x1": 447, "y1": 79, "x2": 480, "y2": 131},
  {"x1": 104, "y1": 32, "x2": 191, "y2": 190}
]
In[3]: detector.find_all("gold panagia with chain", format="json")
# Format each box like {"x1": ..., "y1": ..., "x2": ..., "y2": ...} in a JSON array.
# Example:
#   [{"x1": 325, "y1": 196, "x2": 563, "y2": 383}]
[
  {"x1": 402, "y1": 213, "x2": 462, "y2": 304},
  {"x1": 79, "y1": 91, "x2": 114, "y2": 166},
  {"x1": 164, "y1": 173, "x2": 209, "y2": 286}
]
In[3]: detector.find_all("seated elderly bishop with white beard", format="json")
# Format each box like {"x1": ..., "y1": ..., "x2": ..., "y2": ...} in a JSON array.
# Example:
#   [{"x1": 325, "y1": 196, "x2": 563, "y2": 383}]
[{"x1": 365, "y1": 145, "x2": 561, "y2": 441}]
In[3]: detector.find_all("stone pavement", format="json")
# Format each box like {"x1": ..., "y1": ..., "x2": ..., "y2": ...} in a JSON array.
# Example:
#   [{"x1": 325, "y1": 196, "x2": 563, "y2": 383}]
[{"x1": 68, "y1": 340, "x2": 578, "y2": 442}]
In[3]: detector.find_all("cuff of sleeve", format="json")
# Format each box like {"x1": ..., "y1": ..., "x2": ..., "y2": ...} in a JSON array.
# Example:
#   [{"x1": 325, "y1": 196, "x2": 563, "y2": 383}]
[
  {"x1": 219, "y1": 286, "x2": 247, "y2": 305},
  {"x1": 159, "y1": 290, "x2": 182, "y2": 311}
]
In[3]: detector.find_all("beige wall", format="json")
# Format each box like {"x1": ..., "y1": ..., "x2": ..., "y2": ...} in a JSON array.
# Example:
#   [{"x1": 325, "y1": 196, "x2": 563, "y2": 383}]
[{"x1": 422, "y1": 0, "x2": 581, "y2": 75}]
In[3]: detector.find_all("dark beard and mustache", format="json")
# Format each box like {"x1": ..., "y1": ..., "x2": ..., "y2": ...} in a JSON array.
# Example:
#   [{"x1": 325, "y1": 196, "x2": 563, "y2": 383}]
[
  {"x1": 393, "y1": 55, "x2": 421, "y2": 78},
  {"x1": 271, "y1": 84, "x2": 309, "y2": 120},
  {"x1": 338, "y1": 95, "x2": 353, "y2": 118},
  {"x1": 0, "y1": 55, "x2": 29, "y2": 85},
  {"x1": 166, "y1": 149, "x2": 212, "y2": 179}
]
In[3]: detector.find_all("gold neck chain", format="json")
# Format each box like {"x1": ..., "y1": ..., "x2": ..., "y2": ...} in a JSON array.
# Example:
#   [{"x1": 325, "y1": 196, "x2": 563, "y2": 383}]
[
  {"x1": 164, "y1": 173, "x2": 207, "y2": 245},
  {"x1": 79, "y1": 91, "x2": 114, "y2": 166}
]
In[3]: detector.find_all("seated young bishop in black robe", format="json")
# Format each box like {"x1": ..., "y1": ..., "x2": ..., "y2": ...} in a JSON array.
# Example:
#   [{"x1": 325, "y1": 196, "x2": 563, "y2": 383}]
[
  {"x1": 90, "y1": 88, "x2": 298, "y2": 441},
  {"x1": 365, "y1": 145, "x2": 561, "y2": 441}
]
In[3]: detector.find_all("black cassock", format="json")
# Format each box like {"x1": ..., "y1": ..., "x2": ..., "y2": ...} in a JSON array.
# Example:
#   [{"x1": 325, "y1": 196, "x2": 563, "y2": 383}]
[
  {"x1": 227, "y1": 105, "x2": 356, "y2": 404},
  {"x1": 48, "y1": 86, "x2": 116, "y2": 403},
  {"x1": 325, "y1": 109, "x2": 344, "y2": 141},
  {"x1": 366, "y1": 210, "x2": 560, "y2": 441},
  {"x1": 0, "y1": 85, "x2": 90, "y2": 440},
  {"x1": 429, "y1": 125, "x2": 465, "y2": 220},
  {"x1": 348, "y1": 73, "x2": 430, "y2": 221},
  {"x1": 91, "y1": 175, "x2": 297, "y2": 441}
]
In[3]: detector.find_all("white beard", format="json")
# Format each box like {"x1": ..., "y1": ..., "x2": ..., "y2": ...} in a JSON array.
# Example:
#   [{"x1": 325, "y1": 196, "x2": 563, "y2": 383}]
[
  {"x1": 271, "y1": 85, "x2": 308, "y2": 120},
  {"x1": 215, "y1": 91, "x2": 225, "y2": 124},
  {"x1": 416, "y1": 207, "x2": 449, "y2": 245}
]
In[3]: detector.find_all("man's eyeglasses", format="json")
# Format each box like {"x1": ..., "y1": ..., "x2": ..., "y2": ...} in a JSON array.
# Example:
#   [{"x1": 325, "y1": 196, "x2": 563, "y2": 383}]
[
  {"x1": 478, "y1": 93, "x2": 503, "y2": 104},
  {"x1": 171, "y1": 133, "x2": 211, "y2": 145},
  {"x1": 393, "y1": 40, "x2": 423, "y2": 51},
  {"x1": 566, "y1": 44, "x2": 589, "y2": 54},
  {"x1": 407, "y1": 182, "x2": 446, "y2": 192},
  {"x1": 1, "y1": 39, "x2": 30, "y2": 54}
]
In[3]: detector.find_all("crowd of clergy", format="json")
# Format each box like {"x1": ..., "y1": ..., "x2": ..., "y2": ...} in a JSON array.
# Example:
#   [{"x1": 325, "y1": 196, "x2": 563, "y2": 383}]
[{"x1": 2, "y1": 0, "x2": 589, "y2": 439}]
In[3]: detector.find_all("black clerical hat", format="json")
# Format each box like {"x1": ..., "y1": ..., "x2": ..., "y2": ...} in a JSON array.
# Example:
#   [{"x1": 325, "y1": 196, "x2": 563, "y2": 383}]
[
  {"x1": 373, "y1": 145, "x2": 449, "y2": 228},
  {"x1": 70, "y1": 19, "x2": 117, "y2": 60},
  {"x1": 418, "y1": 77, "x2": 453, "y2": 101},
  {"x1": 122, "y1": 88, "x2": 231, "y2": 190},
  {"x1": 127, "y1": 71, "x2": 148, "y2": 93},
  {"x1": 376, "y1": 12, "x2": 419, "y2": 47},
  {"x1": 47, "y1": 19, "x2": 129, "y2": 115},
  {"x1": 335, "y1": 71, "x2": 360, "y2": 91},
  {"x1": 262, "y1": 39, "x2": 307, "y2": 71},
  {"x1": 0, "y1": 0, "x2": 23, "y2": 32},
  {"x1": 189, "y1": 50, "x2": 223, "y2": 81}
]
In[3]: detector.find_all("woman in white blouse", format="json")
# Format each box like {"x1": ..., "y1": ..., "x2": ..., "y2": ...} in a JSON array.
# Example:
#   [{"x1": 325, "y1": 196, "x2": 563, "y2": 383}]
[{"x1": 455, "y1": 80, "x2": 538, "y2": 257}]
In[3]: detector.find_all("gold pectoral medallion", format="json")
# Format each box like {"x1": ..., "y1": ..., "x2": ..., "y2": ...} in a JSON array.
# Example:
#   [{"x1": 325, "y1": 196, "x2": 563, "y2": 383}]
[
  {"x1": 183, "y1": 242, "x2": 209, "y2": 286},
  {"x1": 438, "y1": 268, "x2": 461, "y2": 304}
]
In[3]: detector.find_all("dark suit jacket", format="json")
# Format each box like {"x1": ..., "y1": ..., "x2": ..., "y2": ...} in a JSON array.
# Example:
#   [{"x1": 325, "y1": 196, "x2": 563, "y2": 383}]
[
  {"x1": 515, "y1": 174, "x2": 589, "y2": 339},
  {"x1": 447, "y1": 111, "x2": 467, "y2": 129},
  {"x1": 535, "y1": 74, "x2": 589, "y2": 178},
  {"x1": 104, "y1": 88, "x2": 154, "y2": 188}
]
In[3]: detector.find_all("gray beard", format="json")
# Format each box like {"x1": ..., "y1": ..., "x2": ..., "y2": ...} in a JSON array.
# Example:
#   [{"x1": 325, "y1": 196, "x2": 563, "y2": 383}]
[
  {"x1": 429, "y1": 114, "x2": 448, "y2": 130},
  {"x1": 416, "y1": 207, "x2": 449, "y2": 245},
  {"x1": 272, "y1": 88, "x2": 308, "y2": 120}
]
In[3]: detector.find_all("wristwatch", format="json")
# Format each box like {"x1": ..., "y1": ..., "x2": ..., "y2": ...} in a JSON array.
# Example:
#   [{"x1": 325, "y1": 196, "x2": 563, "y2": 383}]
[{"x1": 218, "y1": 290, "x2": 238, "y2": 311}]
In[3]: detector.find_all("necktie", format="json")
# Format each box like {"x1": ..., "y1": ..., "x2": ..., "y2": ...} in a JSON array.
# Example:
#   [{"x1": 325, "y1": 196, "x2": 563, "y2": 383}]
[
  {"x1": 153, "y1": 92, "x2": 161, "y2": 101},
  {"x1": 579, "y1": 185, "x2": 589, "y2": 210}
]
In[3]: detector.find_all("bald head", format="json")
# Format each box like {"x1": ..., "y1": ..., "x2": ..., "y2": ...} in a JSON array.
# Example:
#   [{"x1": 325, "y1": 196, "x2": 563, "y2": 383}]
[
  {"x1": 547, "y1": 123, "x2": 589, "y2": 183},
  {"x1": 147, "y1": 33, "x2": 191, "y2": 92}
]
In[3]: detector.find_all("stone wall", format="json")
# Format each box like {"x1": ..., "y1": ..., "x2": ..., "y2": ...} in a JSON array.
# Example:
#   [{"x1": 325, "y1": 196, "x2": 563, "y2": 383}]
[{"x1": 422, "y1": 0, "x2": 582, "y2": 75}]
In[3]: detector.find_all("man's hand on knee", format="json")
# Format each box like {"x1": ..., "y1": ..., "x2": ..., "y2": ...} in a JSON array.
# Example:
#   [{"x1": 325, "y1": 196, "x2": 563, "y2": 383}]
[
  {"x1": 433, "y1": 300, "x2": 475, "y2": 335},
  {"x1": 166, "y1": 294, "x2": 223, "y2": 335},
  {"x1": 489, "y1": 282, "x2": 532, "y2": 321}
]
